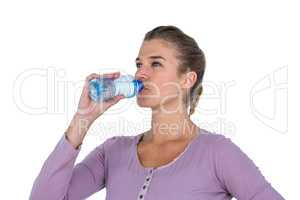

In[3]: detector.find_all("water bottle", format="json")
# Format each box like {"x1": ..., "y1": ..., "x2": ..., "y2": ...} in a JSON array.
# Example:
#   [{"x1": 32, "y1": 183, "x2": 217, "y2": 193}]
[{"x1": 88, "y1": 74, "x2": 144, "y2": 102}]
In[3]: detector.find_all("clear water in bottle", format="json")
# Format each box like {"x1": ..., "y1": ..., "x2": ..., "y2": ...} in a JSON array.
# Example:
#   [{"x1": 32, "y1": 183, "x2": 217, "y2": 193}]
[{"x1": 88, "y1": 74, "x2": 144, "y2": 102}]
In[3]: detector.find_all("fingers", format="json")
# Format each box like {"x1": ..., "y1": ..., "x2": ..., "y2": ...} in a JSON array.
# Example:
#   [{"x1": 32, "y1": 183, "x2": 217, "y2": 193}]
[
  {"x1": 104, "y1": 95, "x2": 124, "y2": 107},
  {"x1": 82, "y1": 72, "x2": 122, "y2": 104},
  {"x1": 81, "y1": 73, "x2": 102, "y2": 100},
  {"x1": 101, "y1": 71, "x2": 120, "y2": 79},
  {"x1": 85, "y1": 73, "x2": 101, "y2": 82},
  {"x1": 85, "y1": 72, "x2": 120, "y2": 82}
]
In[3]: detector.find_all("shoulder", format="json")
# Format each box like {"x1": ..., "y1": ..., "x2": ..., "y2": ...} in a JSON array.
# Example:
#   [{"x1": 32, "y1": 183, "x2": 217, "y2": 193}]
[
  {"x1": 196, "y1": 129, "x2": 243, "y2": 158},
  {"x1": 199, "y1": 129, "x2": 253, "y2": 172},
  {"x1": 197, "y1": 129, "x2": 231, "y2": 147}
]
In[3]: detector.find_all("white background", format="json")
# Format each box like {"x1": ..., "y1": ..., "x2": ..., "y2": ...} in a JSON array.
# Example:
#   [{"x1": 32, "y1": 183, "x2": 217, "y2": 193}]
[{"x1": 0, "y1": 0, "x2": 298, "y2": 199}]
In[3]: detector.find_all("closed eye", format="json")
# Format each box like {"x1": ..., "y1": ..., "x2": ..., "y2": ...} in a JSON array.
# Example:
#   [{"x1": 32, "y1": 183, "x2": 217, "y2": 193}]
[
  {"x1": 151, "y1": 61, "x2": 162, "y2": 67},
  {"x1": 135, "y1": 61, "x2": 162, "y2": 68},
  {"x1": 136, "y1": 62, "x2": 142, "y2": 68}
]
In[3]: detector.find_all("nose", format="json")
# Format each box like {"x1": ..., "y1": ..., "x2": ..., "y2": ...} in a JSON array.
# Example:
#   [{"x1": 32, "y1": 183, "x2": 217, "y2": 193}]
[{"x1": 135, "y1": 66, "x2": 150, "y2": 82}]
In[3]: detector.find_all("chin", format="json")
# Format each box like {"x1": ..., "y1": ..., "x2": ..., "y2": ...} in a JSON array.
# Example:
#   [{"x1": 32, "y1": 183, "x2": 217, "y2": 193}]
[
  {"x1": 136, "y1": 96, "x2": 158, "y2": 108},
  {"x1": 136, "y1": 98, "x2": 153, "y2": 108}
]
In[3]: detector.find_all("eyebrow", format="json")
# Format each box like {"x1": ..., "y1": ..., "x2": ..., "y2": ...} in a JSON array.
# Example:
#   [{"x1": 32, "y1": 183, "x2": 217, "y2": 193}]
[{"x1": 135, "y1": 56, "x2": 166, "y2": 62}]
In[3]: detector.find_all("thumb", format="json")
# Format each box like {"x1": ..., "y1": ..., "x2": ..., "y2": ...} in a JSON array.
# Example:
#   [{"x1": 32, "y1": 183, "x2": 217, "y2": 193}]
[{"x1": 105, "y1": 95, "x2": 124, "y2": 106}]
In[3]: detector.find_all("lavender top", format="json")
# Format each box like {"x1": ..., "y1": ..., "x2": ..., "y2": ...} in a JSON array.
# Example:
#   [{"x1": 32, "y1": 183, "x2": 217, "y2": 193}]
[{"x1": 30, "y1": 129, "x2": 284, "y2": 200}]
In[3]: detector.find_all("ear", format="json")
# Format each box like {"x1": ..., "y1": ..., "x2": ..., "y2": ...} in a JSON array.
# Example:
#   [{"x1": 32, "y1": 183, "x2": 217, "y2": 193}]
[{"x1": 180, "y1": 71, "x2": 197, "y2": 89}]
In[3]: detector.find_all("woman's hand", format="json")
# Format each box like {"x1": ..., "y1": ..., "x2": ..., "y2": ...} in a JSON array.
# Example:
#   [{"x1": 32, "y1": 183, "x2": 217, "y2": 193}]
[
  {"x1": 76, "y1": 72, "x2": 124, "y2": 123},
  {"x1": 65, "y1": 72, "x2": 124, "y2": 149}
]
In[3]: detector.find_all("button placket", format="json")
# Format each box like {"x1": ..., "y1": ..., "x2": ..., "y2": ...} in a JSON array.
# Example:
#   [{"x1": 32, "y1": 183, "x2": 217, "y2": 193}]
[{"x1": 137, "y1": 168, "x2": 155, "y2": 200}]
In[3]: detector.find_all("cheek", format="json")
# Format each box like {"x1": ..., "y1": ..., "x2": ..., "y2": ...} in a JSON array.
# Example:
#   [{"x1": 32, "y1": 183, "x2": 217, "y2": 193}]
[{"x1": 159, "y1": 81, "x2": 182, "y2": 98}]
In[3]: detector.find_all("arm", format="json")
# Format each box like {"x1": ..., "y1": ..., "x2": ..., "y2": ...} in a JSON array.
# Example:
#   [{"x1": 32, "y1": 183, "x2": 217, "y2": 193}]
[
  {"x1": 211, "y1": 136, "x2": 285, "y2": 200},
  {"x1": 30, "y1": 72, "x2": 123, "y2": 200},
  {"x1": 29, "y1": 132, "x2": 107, "y2": 200}
]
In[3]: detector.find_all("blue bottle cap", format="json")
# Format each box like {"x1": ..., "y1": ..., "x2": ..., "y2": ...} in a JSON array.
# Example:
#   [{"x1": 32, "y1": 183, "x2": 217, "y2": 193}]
[{"x1": 133, "y1": 79, "x2": 144, "y2": 93}]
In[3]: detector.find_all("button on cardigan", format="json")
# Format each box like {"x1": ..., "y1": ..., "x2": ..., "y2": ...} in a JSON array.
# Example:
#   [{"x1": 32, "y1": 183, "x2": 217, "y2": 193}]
[{"x1": 30, "y1": 129, "x2": 285, "y2": 200}]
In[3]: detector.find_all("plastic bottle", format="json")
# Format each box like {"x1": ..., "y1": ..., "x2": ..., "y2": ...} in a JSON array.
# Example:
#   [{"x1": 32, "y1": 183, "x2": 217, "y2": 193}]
[{"x1": 88, "y1": 74, "x2": 144, "y2": 102}]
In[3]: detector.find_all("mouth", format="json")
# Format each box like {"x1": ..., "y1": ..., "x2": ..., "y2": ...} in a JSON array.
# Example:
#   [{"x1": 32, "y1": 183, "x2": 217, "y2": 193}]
[
  {"x1": 141, "y1": 85, "x2": 150, "y2": 90},
  {"x1": 141, "y1": 88, "x2": 149, "y2": 92},
  {"x1": 138, "y1": 87, "x2": 150, "y2": 95}
]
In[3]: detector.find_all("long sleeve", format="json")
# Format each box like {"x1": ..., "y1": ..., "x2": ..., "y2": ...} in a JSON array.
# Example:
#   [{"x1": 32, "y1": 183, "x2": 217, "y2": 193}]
[
  {"x1": 211, "y1": 136, "x2": 285, "y2": 200},
  {"x1": 30, "y1": 133, "x2": 107, "y2": 200}
]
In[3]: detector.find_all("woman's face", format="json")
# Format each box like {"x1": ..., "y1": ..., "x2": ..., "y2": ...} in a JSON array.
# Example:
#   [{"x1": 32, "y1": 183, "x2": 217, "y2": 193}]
[{"x1": 134, "y1": 39, "x2": 191, "y2": 113}]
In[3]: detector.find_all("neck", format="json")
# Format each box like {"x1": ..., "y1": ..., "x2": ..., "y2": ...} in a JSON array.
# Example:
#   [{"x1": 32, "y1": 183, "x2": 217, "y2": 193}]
[{"x1": 144, "y1": 103, "x2": 199, "y2": 144}]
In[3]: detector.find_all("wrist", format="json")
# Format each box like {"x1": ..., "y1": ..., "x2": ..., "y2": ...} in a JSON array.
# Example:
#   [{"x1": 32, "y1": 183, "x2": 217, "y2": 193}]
[
  {"x1": 65, "y1": 114, "x2": 93, "y2": 148},
  {"x1": 73, "y1": 112, "x2": 94, "y2": 126}
]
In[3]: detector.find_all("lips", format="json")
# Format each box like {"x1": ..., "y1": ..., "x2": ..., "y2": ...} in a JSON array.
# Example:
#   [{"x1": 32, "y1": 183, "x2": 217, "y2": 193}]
[
  {"x1": 140, "y1": 88, "x2": 149, "y2": 93},
  {"x1": 138, "y1": 87, "x2": 150, "y2": 95},
  {"x1": 139, "y1": 82, "x2": 152, "y2": 93},
  {"x1": 141, "y1": 86, "x2": 150, "y2": 91}
]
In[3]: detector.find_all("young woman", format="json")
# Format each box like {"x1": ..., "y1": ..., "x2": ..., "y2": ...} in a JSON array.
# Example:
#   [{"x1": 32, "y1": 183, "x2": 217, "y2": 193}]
[{"x1": 30, "y1": 26, "x2": 284, "y2": 200}]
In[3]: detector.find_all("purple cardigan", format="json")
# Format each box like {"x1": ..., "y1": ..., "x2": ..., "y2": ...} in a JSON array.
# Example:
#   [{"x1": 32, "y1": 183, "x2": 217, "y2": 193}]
[{"x1": 30, "y1": 129, "x2": 284, "y2": 200}]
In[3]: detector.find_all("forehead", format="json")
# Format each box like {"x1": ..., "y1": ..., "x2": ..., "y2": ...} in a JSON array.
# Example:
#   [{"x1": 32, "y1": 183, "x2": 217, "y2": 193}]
[{"x1": 137, "y1": 39, "x2": 179, "y2": 60}]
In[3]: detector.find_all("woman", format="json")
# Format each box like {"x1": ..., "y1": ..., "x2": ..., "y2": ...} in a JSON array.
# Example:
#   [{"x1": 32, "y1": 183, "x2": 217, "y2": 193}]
[{"x1": 30, "y1": 26, "x2": 284, "y2": 200}]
